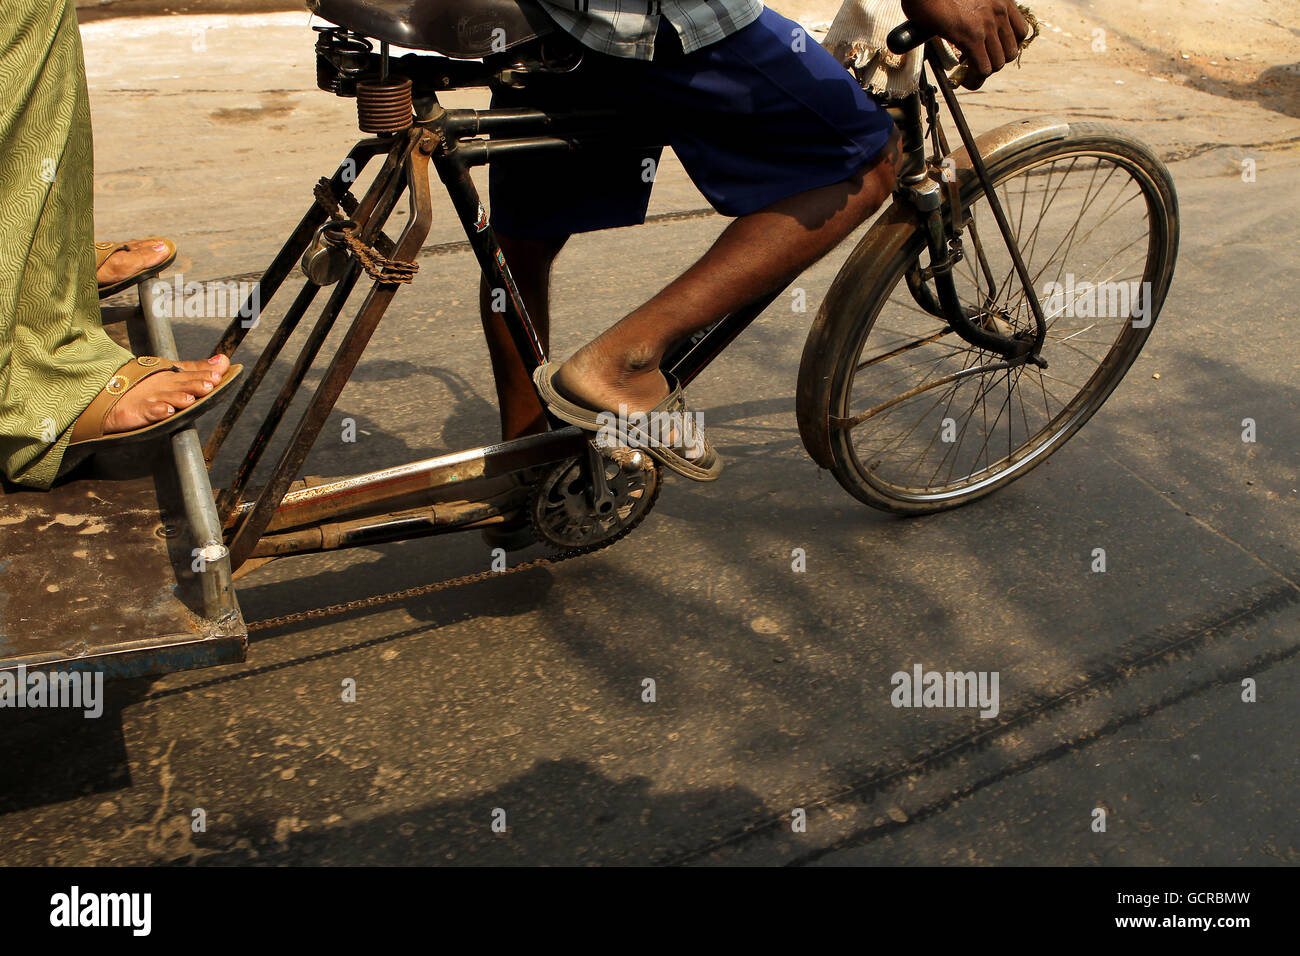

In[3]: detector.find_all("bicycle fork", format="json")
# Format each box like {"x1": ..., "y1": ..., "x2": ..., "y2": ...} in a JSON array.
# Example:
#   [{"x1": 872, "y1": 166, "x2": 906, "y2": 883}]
[{"x1": 900, "y1": 49, "x2": 1051, "y2": 368}]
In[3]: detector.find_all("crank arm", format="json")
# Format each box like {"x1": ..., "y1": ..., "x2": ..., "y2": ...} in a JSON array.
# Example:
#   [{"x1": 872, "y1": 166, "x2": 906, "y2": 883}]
[{"x1": 584, "y1": 440, "x2": 617, "y2": 517}]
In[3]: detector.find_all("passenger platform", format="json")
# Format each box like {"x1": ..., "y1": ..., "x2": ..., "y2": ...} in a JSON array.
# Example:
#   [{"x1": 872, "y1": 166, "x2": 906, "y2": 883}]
[{"x1": 0, "y1": 289, "x2": 246, "y2": 681}]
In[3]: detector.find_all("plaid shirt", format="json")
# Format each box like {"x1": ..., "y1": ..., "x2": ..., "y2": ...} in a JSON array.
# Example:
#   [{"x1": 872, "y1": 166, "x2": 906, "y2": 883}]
[{"x1": 537, "y1": 0, "x2": 765, "y2": 59}]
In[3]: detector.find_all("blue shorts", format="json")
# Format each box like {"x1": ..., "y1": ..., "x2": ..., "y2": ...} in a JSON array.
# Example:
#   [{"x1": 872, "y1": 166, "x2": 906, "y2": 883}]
[{"x1": 487, "y1": 7, "x2": 895, "y2": 239}]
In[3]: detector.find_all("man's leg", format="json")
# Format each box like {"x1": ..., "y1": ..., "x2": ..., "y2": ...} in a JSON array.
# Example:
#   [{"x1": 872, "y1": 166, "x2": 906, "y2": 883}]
[
  {"x1": 554, "y1": 130, "x2": 901, "y2": 413},
  {"x1": 478, "y1": 233, "x2": 567, "y2": 441}
]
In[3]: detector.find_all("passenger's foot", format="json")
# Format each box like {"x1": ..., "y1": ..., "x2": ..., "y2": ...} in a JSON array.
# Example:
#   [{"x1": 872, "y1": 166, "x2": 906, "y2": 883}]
[
  {"x1": 102, "y1": 355, "x2": 231, "y2": 434},
  {"x1": 67, "y1": 355, "x2": 242, "y2": 455},
  {"x1": 95, "y1": 237, "x2": 177, "y2": 299}
]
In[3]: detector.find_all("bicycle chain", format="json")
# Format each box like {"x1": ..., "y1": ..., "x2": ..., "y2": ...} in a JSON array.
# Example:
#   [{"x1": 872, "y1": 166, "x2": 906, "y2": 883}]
[
  {"x1": 245, "y1": 546, "x2": 587, "y2": 632},
  {"x1": 243, "y1": 453, "x2": 661, "y2": 633}
]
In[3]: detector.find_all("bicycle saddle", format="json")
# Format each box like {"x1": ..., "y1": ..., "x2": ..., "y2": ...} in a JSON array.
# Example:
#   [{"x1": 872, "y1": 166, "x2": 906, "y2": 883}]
[{"x1": 308, "y1": 0, "x2": 555, "y2": 58}]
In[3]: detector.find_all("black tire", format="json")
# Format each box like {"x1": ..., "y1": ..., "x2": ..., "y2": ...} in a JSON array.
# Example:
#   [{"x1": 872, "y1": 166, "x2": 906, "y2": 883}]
[{"x1": 798, "y1": 122, "x2": 1179, "y2": 515}]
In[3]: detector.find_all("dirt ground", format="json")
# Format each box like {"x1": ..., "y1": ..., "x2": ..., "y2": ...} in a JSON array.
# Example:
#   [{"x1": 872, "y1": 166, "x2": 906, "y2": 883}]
[{"x1": 4, "y1": 0, "x2": 1290, "y2": 868}]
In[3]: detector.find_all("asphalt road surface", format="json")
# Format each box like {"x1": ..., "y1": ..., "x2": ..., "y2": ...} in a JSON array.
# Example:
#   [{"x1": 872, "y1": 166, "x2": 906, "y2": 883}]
[{"x1": 1, "y1": 1, "x2": 1297, "y2": 865}]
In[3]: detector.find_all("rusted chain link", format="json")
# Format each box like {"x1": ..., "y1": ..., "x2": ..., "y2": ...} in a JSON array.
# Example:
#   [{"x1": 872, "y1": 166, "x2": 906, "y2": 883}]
[
  {"x1": 246, "y1": 548, "x2": 583, "y2": 632},
  {"x1": 313, "y1": 178, "x2": 419, "y2": 284},
  {"x1": 314, "y1": 177, "x2": 360, "y2": 217}
]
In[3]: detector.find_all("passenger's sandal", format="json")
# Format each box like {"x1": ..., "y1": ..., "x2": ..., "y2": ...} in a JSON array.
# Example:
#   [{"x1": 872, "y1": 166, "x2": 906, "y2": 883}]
[
  {"x1": 95, "y1": 237, "x2": 177, "y2": 299},
  {"x1": 67, "y1": 356, "x2": 242, "y2": 453}
]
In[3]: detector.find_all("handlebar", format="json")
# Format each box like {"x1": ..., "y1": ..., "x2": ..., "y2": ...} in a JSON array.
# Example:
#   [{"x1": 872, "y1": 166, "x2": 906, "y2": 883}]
[{"x1": 886, "y1": 21, "x2": 933, "y2": 55}]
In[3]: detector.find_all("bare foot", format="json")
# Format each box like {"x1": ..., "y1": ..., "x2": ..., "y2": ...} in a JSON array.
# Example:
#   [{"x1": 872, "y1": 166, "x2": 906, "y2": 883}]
[
  {"x1": 102, "y1": 355, "x2": 232, "y2": 434},
  {"x1": 553, "y1": 341, "x2": 670, "y2": 415},
  {"x1": 551, "y1": 346, "x2": 713, "y2": 464},
  {"x1": 96, "y1": 239, "x2": 172, "y2": 288}
]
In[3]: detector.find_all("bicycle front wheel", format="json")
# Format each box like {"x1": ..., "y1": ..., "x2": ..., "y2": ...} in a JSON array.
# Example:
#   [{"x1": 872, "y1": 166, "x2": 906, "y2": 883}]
[{"x1": 798, "y1": 122, "x2": 1179, "y2": 515}]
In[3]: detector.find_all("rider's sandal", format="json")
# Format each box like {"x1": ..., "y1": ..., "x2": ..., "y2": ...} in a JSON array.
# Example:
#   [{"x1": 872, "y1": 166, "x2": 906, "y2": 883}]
[
  {"x1": 532, "y1": 361, "x2": 723, "y2": 482},
  {"x1": 95, "y1": 237, "x2": 177, "y2": 299},
  {"x1": 66, "y1": 356, "x2": 243, "y2": 454}
]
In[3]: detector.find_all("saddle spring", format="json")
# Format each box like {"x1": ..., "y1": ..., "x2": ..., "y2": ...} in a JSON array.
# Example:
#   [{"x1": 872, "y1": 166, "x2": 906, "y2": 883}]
[{"x1": 356, "y1": 75, "x2": 414, "y2": 133}]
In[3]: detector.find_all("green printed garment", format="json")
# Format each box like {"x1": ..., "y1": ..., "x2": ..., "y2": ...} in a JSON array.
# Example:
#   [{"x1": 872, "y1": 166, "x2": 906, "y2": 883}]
[{"x1": 0, "y1": 0, "x2": 131, "y2": 488}]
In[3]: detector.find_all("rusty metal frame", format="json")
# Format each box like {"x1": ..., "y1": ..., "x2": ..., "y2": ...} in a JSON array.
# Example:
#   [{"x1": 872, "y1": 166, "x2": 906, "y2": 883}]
[
  {"x1": 203, "y1": 89, "x2": 782, "y2": 573},
  {"x1": 225, "y1": 128, "x2": 439, "y2": 568}
]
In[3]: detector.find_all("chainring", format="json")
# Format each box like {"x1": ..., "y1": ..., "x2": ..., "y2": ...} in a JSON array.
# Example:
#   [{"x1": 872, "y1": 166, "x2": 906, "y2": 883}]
[{"x1": 529, "y1": 444, "x2": 661, "y2": 551}]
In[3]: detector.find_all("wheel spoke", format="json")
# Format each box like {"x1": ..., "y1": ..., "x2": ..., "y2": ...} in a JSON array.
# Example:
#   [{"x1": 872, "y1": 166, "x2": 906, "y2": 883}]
[{"x1": 836, "y1": 146, "x2": 1167, "y2": 502}]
